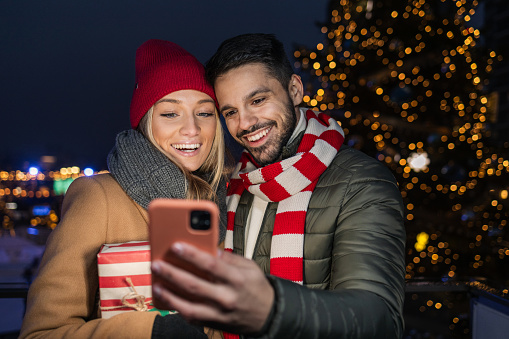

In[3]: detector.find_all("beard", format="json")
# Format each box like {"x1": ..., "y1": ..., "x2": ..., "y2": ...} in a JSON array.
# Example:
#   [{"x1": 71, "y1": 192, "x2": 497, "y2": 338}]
[{"x1": 239, "y1": 95, "x2": 297, "y2": 167}]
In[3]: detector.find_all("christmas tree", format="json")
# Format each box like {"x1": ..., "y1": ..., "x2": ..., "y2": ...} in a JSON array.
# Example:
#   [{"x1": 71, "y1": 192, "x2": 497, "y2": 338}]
[{"x1": 294, "y1": 0, "x2": 508, "y2": 288}]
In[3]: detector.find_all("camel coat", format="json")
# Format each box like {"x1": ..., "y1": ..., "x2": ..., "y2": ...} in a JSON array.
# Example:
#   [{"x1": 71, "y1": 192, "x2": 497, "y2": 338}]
[{"x1": 20, "y1": 173, "x2": 159, "y2": 338}]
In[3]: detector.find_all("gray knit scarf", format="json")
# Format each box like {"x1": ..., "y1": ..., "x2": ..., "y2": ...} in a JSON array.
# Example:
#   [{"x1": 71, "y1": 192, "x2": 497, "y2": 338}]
[{"x1": 107, "y1": 129, "x2": 227, "y2": 242}]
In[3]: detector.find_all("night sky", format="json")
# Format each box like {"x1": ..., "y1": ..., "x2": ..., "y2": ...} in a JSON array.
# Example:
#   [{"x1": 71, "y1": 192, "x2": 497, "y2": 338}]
[{"x1": 1, "y1": 0, "x2": 328, "y2": 170}]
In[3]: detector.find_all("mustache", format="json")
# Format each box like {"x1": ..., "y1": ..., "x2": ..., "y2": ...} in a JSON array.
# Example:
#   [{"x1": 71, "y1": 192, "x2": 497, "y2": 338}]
[{"x1": 236, "y1": 122, "x2": 276, "y2": 139}]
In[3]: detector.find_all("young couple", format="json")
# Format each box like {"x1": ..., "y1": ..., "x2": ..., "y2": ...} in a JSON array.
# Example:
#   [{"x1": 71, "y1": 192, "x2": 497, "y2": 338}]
[{"x1": 20, "y1": 34, "x2": 406, "y2": 339}]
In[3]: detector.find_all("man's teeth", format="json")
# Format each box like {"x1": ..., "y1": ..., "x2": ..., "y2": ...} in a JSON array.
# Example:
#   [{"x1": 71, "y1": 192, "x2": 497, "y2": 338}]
[
  {"x1": 173, "y1": 144, "x2": 200, "y2": 152},
  {"x1": 247, "y1": 127, "x2": 271, "y2": 142}
]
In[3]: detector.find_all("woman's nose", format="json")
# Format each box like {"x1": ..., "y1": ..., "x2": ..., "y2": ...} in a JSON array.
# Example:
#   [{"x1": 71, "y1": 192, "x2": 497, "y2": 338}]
[{"x1": 180, "y1": 116, "x2": 200, "y2": 136}]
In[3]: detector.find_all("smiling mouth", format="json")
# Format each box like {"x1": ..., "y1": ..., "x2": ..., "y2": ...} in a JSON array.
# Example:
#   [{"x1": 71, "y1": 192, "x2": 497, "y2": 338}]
[
  {"x1": 246, "y1": 126, "x2": 272, "y2": 142},
  {"x1": 172, "y1": 143, "x2": 201, "y2": 152}
]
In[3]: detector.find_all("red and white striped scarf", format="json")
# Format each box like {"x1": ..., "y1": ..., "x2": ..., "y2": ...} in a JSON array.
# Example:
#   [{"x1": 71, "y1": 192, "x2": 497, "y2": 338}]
[{"x1": 225, "y1": 109, "x2": 345, "y2": 284}]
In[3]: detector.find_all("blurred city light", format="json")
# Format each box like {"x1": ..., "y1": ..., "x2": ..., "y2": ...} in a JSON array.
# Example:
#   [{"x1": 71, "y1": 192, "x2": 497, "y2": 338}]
[
  {"x1": 32, "y1": 205, "x2": 51, "y2": 216},
  {"x1": 27, "y1": 227, "x2": 40, "y2": 235},
  {"x1": 84, "y1": 168, "x2": 94, "y2": 176},
  {"x1": 6, "y1": 202, "x2": 17, "y2": 210},
  {"x1": 29, "y1": 167, "x2": 39, "y2": 176}
]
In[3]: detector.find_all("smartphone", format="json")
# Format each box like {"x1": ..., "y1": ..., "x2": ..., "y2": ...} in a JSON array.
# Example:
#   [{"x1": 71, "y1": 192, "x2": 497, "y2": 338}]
[{"x1": 148, "y1": 198, "x2": 219, "y2": 309}]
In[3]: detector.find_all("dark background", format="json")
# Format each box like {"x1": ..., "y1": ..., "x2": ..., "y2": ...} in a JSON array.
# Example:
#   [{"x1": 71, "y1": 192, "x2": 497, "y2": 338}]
[{"x1": 1, "y1": 0, "x2": 328, "y2": 170}]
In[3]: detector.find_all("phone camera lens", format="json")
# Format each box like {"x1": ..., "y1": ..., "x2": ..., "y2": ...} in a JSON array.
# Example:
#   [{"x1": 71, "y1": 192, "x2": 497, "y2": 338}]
[{"x1": 190, "y1": 210, "x2": 211, "y2": 230}]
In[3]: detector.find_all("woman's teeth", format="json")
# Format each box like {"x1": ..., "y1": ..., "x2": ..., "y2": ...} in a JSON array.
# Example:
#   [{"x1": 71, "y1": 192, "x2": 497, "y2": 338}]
[
  {"x1": 173, "y1": 144, "x2": 200, "y2": 152},
  {"x1": 247, "y1": 127, "x2": 271, "y2": 142}
]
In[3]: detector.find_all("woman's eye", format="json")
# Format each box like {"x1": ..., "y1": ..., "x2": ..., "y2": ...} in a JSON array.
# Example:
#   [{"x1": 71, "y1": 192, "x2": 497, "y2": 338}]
[
  {"x1": 197, "y1": 112, "x2": 214, "y2": 117},
  {"x1": 161, "y1": 112, "x2": 178, "y2": 118}
]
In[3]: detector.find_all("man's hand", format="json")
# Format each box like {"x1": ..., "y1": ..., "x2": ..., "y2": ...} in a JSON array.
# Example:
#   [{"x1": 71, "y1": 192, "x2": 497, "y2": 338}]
[{"x1": 151, "y1": 242, "x2": 275, "y2": 334}]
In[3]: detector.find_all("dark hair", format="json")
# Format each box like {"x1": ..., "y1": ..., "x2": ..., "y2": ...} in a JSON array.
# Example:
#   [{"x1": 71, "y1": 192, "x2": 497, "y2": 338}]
[{"x1": 205, "y1": 33, "x2": 294, "y2": 89}]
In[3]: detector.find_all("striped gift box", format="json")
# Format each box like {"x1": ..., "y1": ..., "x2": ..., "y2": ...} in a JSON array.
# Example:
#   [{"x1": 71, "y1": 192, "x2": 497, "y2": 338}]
[{"x1": 97, "y1": 241, "x2": 155, "y2": 319}]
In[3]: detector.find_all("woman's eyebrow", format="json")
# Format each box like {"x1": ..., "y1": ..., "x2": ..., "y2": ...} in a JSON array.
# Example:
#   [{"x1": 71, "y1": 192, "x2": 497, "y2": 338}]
[
  {"x1": 155, "y1": 98, "x2": 181, "y2": 105},
  {"x1": 198, "y1": 98, "x2": 215, "y2": 105}
]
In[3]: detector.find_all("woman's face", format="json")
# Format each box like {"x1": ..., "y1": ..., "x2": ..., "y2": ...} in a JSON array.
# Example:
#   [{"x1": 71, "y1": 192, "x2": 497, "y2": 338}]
[{"x1": 152, "y1": 90, "x2": 217, "y2": 172}]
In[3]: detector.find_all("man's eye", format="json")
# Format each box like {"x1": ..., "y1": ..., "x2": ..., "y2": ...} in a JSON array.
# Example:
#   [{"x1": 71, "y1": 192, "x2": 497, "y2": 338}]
[
  {"x1": 223, "y1": 110, "x2": 236, "y2": 118},
  {"x1": 253, "y1": 98, "x2": 265, "y2": 105},
  {"x1": 197, "y1": 112, "x2": 214, "y2": 117}
]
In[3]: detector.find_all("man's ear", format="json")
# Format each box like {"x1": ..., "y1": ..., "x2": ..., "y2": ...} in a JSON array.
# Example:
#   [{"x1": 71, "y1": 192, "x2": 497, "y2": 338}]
[{"x1": 288, "y1": 74, "x2": 304, "y2": 106}]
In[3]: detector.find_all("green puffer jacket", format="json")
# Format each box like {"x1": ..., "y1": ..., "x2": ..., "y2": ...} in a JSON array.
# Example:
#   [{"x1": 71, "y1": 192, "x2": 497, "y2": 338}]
[{"x1": 230, "y1": 143, "x2": 406, "y2": 339}]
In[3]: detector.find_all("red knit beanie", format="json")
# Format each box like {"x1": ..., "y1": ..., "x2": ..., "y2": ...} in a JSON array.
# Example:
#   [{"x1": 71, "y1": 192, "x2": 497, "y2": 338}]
[{"x1": 130, "y1": 39, "x2": 217, "y2": 129}]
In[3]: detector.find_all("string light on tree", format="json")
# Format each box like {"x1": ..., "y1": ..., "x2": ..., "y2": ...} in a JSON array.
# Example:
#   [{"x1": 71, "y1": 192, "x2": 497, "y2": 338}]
[
  {"x1": 407, "y1": 152, "x2": 430, "y2": 172},
  {"x1": 415, "y1": 231, "x2": 429, "y2": 252},
  {"x1": 294, "y1": 0, "x2": 508, "y2": 298}
]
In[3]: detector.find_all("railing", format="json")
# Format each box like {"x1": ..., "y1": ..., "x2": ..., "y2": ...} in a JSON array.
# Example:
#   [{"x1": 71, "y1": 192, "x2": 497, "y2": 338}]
[
  {"x1": 404, "y1": 279, "x2": 509, "y2": 338},
  {"x1": 0, "y1": 283, "x2": 29, "y2": 299},
  {"x1": 0, "y1": 282, "x2": 29, "y2": 338},
  {"x1": 1, "y1": 280, "x2": 508, "y2": 338}
]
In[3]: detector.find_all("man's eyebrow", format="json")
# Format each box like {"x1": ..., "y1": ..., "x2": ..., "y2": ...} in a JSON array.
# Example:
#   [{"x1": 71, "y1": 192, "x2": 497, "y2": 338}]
[
  {"x1": 219, "y1": 87, "x2": 272, "y2": 114},
  {"x1": 245, "y1": 88, "x2": 271, "y2": 101},
  {"x1": 219, "y1": 104, "x2": 235, "y2": 115}
]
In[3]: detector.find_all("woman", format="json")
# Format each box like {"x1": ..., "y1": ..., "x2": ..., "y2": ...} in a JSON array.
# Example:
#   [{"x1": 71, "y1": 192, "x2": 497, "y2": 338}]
[{"x1": 19, "y1": 39, "x2": 228, "y2": 339}]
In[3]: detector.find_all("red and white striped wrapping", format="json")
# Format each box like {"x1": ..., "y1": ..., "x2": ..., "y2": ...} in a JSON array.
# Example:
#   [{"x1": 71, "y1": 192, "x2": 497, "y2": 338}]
[{"x1": 97, "y1": 241, "x2": 155, "y2": 319}]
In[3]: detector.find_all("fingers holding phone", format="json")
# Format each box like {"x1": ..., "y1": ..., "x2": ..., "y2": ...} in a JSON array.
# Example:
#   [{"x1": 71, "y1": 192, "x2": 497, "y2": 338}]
[
  {"x1": 150, "y1": 242, "x2": 275, "y2": 334},
  {"x1": 148, "y1": 199, "x2": 275, "y2": 333}
]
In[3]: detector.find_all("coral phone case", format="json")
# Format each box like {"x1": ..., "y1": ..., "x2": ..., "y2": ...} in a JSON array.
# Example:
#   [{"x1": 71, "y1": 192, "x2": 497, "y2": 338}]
[{"x1": 148, "y1": 198, "x2": 219, "y2": 309}]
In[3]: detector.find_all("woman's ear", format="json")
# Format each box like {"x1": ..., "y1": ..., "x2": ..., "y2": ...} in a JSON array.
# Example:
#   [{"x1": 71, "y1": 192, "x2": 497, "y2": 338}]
[{"x1": 288, "y1": 74, "x2": 304, "y2": 106}]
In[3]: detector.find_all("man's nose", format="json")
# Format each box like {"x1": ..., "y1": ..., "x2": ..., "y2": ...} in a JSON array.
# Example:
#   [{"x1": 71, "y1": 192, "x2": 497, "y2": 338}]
[{"x1": 238, "y1": 110, "x2": 257, "y2": 132}]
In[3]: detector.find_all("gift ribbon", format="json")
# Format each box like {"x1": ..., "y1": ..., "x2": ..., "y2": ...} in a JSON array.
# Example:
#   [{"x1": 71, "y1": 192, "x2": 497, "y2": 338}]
[{"x1": 100, "y1": 277, "x2": 151, "y2": 312}]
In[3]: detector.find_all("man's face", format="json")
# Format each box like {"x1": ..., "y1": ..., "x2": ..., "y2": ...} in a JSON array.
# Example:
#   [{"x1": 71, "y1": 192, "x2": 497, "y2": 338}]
[{"x1": 214, "y1": 63, "x2": 302, "y2": 166}]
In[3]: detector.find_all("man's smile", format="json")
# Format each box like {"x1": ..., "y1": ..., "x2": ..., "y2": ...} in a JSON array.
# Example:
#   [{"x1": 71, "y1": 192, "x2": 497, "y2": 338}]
[{"x1": 246, "y1": 126, "x2": 272, "y2": 143}]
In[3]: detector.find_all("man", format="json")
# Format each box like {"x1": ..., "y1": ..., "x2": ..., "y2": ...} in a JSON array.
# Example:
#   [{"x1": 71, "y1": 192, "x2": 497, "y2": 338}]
[{"x1": 151, "y1": 33, "x2": 406, "y2": 338}]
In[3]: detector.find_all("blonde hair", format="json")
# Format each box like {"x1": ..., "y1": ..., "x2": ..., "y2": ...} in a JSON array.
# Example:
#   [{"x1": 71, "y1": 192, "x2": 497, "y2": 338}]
[{"x1": 138, "y1": 106, "x2": 227, "y2": 201}]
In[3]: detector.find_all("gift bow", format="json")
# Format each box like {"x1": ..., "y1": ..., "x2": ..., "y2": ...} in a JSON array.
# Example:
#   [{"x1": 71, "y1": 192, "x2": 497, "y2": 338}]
[{"x1": 100, "y1": 277, "x2": 151, "y2": 312}]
